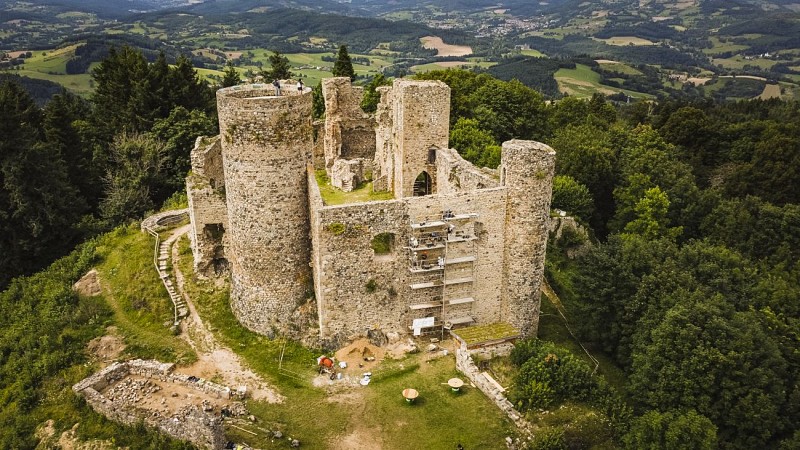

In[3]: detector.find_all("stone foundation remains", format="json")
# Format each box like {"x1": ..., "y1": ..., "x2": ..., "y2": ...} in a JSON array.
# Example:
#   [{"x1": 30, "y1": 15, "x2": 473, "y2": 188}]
[{"x1": 73, "y1": 359, "x2": 243, "y2": 449}]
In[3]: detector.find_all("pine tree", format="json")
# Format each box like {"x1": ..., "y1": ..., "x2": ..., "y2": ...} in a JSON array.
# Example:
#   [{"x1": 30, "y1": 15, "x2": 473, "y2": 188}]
[
  {"x1": 90, "y1": 46, "x2": 150, "y2": 139},
  {"x1": 168, "y1": 54, "x2": 211, "y2": 113},
  {"x1": 360, "y1": 73, "x2": 391, "y2": 113},
  {"x1": 263, "y1": 51, "x2": 292, "y2": 81},
  {"x1": 332, "y1": 45, "x2": 355, "y2": 81},
  {"x1": 221, "y1": 61, "x2": 240, "y2": 88}
]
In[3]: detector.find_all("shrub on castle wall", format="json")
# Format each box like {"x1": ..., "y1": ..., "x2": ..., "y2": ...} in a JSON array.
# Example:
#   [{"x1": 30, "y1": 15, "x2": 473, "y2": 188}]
[{"x1": 326, "y1": 222, "x2": 346, "y2": 235}]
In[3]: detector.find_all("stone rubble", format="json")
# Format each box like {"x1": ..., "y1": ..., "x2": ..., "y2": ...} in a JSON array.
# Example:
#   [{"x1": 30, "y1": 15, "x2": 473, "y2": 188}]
[{"x1": 73, "y1": 359, "x2": 247, "y2": 450}]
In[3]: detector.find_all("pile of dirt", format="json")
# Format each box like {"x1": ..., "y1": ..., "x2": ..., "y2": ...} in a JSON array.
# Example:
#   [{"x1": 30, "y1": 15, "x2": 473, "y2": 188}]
[
  {"x1": 73, "y1": 269, "x2": 102, "y2": 297},
  {"x1": 334, "y1": 338, "x2": 386, "y2": 371},
  {"x1": 86, "y1": 326, "x2": 126, "y2": 365}
]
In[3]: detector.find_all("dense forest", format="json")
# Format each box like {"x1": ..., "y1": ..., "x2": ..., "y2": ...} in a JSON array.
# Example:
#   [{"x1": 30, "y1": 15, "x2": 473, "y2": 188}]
[
  {"x1": 0, "y1": 46, "x2": 217, "y2": 288},
  {"x1": 1, "y1": 49, "x2": 799, "y2": 448}
]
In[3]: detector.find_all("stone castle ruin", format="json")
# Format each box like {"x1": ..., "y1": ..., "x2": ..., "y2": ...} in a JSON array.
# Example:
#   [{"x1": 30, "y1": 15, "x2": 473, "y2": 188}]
[{"x1": 187, "y1": 77, "x2": 555, "y2": 346}]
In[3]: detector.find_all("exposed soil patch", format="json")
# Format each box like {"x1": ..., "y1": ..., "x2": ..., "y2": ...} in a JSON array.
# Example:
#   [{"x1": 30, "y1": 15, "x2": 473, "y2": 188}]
[
  {"x1": 333, "y1": 429, "x2": 384, "y2": 450},
  {"x1": 172, "y1": 229, "x2": 283, "y2": 403},
  {"x1": 687, "y1": 77, "x2": 711, "y2": 85},
  {"x1": 86, "y1": 326, "x2": 125, "y2": 365}
]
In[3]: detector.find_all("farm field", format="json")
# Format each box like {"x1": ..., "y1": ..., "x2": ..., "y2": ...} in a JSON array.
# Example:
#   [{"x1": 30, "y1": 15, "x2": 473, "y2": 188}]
[
  {"x1": 595, "y1": 60, "x2": 643, "y2": 76},
  {"x1": 420, "y1": 36, "x2": 473, "y2": 57},
  {"x1": 12, "y1": 44, "x2": 94, "y2": 95},
  {"x1": 520, "y1": 49, "x2": 545, "y2": 58},
  {"x1": 594, "y1": 36, "x2": 656, "y2": 46},
  {"x1": 702, "y1": 36, "x2": 750, "y2": 55},
  {"x1": 758, "y1": 83, "x2": 782, "y2": 99},
  {"x1": 712, "y1": 55, "x2": 779, "y2": 70},
  {"x1": 555, "y1": 63, "x2": 652, "y2": 99},
  {"x1": 410, "y1": 60, "x2": 495, "y2": 73}
]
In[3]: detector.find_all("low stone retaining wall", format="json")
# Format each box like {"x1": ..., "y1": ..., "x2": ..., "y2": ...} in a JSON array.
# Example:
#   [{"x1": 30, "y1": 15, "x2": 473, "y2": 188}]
[
  {"x1": 140, "y1": 209, "x2": 189, "y2": 233},
  {"x1": 455, "y1": 347, "x2": 533, "y2": 440},
  {"x1": 73, "y1": 359, "x2": 236, "y2": 449}
]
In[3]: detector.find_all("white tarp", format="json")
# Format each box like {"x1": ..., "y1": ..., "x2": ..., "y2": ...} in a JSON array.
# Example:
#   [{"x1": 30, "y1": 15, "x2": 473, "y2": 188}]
[{"x1": 412, "y1": 317, "x2": 436, "y2": 336}]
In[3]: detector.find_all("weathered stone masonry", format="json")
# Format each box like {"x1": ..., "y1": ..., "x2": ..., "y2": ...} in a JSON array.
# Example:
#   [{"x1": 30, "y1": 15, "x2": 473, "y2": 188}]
[
  {"x1": 217, "y1": 84, "x2": 313, "y2": 336},
  {"x1": 187, "y1": 78, "x2": 556, "y2": 343}
]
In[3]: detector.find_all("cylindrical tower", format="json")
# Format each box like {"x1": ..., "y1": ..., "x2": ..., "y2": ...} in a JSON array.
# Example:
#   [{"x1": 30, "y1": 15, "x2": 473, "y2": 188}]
[
  {"x1": 216, "y1": 84, "x2": 313, "y2": 336},
  {"x1": 501, "y1": 139, "x2": 556, "y2": 336}
]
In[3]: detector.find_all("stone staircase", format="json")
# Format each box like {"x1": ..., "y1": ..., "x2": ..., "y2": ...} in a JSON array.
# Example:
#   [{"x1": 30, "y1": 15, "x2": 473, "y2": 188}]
[
  {"x1": 142, "y1": 210, "x2": 190, "y2": 326},
  {"x1": 157, "y1": 232, "x2": 189, "y2": 320}
]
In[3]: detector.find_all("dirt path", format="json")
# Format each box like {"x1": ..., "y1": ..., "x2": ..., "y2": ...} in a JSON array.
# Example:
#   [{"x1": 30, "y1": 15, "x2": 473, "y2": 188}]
[{"x1": 168, "y1": 227, "x2": 283, "y2": 403}]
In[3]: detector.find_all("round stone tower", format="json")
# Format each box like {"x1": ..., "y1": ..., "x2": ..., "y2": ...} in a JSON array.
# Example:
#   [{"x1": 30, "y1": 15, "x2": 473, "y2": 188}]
[
  {"x1": 216, "y1": 84, "x2": 314, "y2": 336},
  {"x1": 500, "y1": 139, "x2": 556, "y2": 336}
]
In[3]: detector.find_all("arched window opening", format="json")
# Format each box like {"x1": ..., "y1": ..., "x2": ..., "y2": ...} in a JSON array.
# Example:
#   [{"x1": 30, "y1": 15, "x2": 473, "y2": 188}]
[{"x1": 413, "y1": 171, "x2": 432, "y2": 196}]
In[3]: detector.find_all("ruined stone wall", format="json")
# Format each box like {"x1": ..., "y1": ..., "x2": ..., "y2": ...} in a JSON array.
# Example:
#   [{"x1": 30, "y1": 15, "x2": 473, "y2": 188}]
[
  {"x1": 190, "y1": 136, "x2": 224, "y2": 188},
  {"x1": 73, "y1": 360, "x2": 227, "y2": 450},
  {"x1": 217, "y1": 84, "x2": 314, "y2": 337},
  {"x1": 406, "y1": 189, "x2": 508, "y2": 327},
  {"x1": 390, "y1": 79, "x2": 450, "y2": 197},
  {"x1": 455, "y1": 348, "x2": 532, "y2": 436},
  {"x1": 434, "y1": 147, "x2": 500, "y2": 194},
  {"x1": 310, "y1": 183, "x2": 508, "y2": 342},
  {"x1": 187, "y1": 136, "x2": 229, "y2": 277},
  {"x1": 312, "y1": 197, "x2": 408, "y2": 344},
  {"x1": 312, "y1": 119, "x2": 325, "y2": 169},
  {"x1": 372, "y1": 85, "x2": 394, "y2": 192},
  {"x1": 500, "y1": 140, "x2": 556, "y2": 336},
  {"x1": 322, "y1": 78, "x2": 375, "y2": 170},
  {"x1": 308, "y1": 167, "x2": 326, "y2": 341}
]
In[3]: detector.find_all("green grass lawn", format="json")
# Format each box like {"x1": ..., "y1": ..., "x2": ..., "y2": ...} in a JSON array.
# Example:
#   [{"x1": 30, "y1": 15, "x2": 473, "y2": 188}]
[
  {"x1": 21, "y1": 43, "x2": 81, "y2": 73},
  {"x1": 702, "y1": 36, "x2": 749, "y2": 55},
  {"x1": 315, "y1": 170, "x2": 394, "y2": 205},
  {"x1": 14, "y1": 43, "x2": 95, "y2": 96},
  {"x1": 16, "y1": 69, "x2": 94, "y2": 96},
  {"x1": 595, "y1": 61, "x2": 643, "y2": 76},
  {"x1": 594, "y1": 36, "x2": 656, "y2": 46}
]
